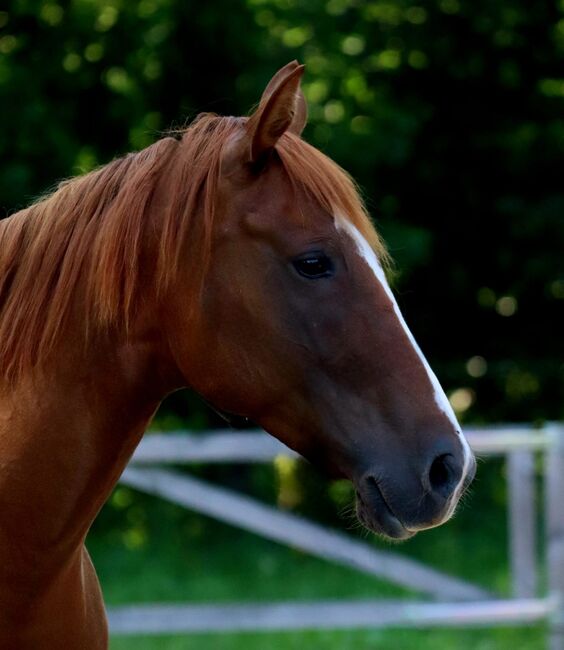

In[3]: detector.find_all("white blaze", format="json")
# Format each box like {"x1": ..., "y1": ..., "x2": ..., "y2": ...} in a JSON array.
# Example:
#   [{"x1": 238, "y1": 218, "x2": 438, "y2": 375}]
[{"x1": 336, "y1": 217, "x2": 473, "y2": 491}]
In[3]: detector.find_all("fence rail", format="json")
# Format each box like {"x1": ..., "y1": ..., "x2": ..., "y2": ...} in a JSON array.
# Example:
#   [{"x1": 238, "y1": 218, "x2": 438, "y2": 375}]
[
  {"x1": 108, "y1": 423, "x2": 564, "y2": 649},
  {"x1": 108, "y1": 597, "x2": 555, "y2": 634},
  {"x1": 128, "y1": 426, "x2": 554, "y2": 465}
]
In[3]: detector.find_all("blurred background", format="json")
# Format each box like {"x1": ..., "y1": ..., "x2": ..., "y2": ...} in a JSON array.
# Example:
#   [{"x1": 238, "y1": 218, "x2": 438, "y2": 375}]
[{"x1": 1, "y1": 0, "x2": 563, "y2": 648}]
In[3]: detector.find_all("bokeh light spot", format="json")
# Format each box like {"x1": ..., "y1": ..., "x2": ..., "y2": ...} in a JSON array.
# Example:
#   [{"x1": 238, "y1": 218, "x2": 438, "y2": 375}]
[
  {"x1": 0, "y1": 35, "x2": 17, "y2": 55},
  {"x1": 40, "y1": 4, "x2": 64, "y2": 26},
  {"x1": 374, "y1": 49, "x2": 401, "y2": 70},
  {"x1": 408, "y1": 50, "x2": 428, "y2": 68},
  {"x1": 351, "y1": 116, "x2": 373, "y2": 135},
  {"x1": 405, "y1": 7, "x2": 427, "y2": 24},
  {"x1": 84, "y1": 43, "x2": 104, "y2": 63},
  {"x1": 439, "y1": 0, "x2": 461, "y2": 14},
  {"x1": 449, "y1": 388, "x2": 475, "y2": 413},
  {"x1": 341, "y1": 35, "x2": 365, "y2": 56},
  {"x1": 282, "y1": 26, "x2": 311, "y2": 48},
  {"x1": 304, "y1": 79, "x2": 329, "y2": 104},
  {"x1": 326, "y1": 0, "x2": 351, "y2": 16},
  {"x1": 74, "y1": 147, "x2": 98, "y2": 174},
  {"x1": 550, "y1": 279, "x2": 564, "y2": 299},
  {"x1": 505, "y1": 370, "x2": 540, "y2": 399},
  {"x1": 255, "y1": 9, "x2": 275, "y2": 27},
  {"x1": 324, "y1": 100, "x2": 345, "y2": 123},
  {"x1": 466, "y1": 356, "x2": 488, "y2": 378},
  {"x1": 495, "y1": 295, "x2": 518, "y2": 316},
  {"x1": 96, "y1": 6, "x2": 119, "y2": 32},
  {"x1": 63, "y1": 53, "x2": 82, "y2": 73},
  {"x1": 539, "y1": 78, "x2": 564, "y2": 97},
  {"x1": 104, "y1": 67, "x2": 133, "y2": 94}
]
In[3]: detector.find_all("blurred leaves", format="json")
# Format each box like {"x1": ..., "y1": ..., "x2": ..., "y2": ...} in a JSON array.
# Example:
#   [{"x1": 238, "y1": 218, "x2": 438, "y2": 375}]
[{"x1": 0, "y1": 0, "x2": 563, "y2": 425}]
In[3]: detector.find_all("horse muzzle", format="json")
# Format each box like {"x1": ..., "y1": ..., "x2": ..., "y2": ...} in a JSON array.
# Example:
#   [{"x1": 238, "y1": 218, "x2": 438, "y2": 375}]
[{"x1": 353, "y1": 439, "x2": 476, "y2": 540}]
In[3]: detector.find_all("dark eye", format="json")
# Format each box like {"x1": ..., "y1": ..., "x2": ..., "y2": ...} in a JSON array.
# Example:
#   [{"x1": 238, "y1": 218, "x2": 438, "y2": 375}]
[{"x1": 292, "y1": 253, "x2": 334, "y2": 279}]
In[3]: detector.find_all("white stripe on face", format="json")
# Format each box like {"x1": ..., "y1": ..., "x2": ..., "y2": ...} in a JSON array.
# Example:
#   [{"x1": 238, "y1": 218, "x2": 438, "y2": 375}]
[{"x1": 336, "y1": 217, "x2": 473, "y2": 492}]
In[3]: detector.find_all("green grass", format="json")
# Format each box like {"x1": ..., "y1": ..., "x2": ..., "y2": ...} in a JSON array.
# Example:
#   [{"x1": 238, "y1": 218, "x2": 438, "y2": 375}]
[
  {"x1": 108, "y1": 627, "x2": 544, "y2": 650},
  {"x1": 86, "y1": 459, "x2": 546, "y2": 649}
]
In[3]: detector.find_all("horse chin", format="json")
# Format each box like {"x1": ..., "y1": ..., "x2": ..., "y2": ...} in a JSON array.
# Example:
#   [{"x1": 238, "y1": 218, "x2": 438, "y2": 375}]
[{"x1": 354, "y1": 488, "x2": 416, "y2": 542}]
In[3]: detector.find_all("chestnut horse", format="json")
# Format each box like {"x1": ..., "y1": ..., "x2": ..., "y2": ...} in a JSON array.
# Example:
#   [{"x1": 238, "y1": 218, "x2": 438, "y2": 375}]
[{"x1": 0, "y1": 62, "x2": 475, "y2": 648}]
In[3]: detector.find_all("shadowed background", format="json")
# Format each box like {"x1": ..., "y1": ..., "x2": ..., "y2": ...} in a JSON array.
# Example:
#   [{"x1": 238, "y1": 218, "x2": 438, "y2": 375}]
[{"x1": 1, "y1": 0, "x2": 563, "y2": 648}]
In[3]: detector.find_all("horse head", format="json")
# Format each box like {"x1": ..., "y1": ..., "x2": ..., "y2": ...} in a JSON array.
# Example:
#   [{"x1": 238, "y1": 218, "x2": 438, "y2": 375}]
[{"x1": 164, "y1": 62, "x2": 475, "y2": 539}]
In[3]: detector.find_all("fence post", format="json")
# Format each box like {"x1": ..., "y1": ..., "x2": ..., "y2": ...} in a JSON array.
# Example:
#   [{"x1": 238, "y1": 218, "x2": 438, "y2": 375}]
[
  {"x1": 508, "y1": 450, "x2": 537, "y2": 598},
  {"x1": 547, "y1": 426, "x2": 564, "y2": 650}
]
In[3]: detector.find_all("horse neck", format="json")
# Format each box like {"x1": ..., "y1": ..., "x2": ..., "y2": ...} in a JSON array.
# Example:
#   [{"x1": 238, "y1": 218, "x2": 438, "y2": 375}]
[
  {"x1": 0, "y1": 308, "x2": 179, "y2": 581},
  {"x1": 0, "y1": 142, "x2": 201, "y2": 577}
]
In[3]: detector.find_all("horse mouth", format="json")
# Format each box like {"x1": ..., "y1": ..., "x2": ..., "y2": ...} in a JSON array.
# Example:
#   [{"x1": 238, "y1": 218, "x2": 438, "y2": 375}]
[{"x1": 355, "y1": 481, "x2": 416, "y2": 541}]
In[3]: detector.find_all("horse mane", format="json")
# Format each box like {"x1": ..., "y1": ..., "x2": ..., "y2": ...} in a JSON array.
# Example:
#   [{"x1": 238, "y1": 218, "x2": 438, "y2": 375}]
[{"x1": 0, "y1": 113, "x2": 388, "y2": 381}]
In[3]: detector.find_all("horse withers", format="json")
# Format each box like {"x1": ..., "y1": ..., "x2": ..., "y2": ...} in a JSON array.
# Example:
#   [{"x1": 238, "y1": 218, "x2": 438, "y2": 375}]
[{"x1": 0, "y1": 61, "x2": 475, "y2": 647}]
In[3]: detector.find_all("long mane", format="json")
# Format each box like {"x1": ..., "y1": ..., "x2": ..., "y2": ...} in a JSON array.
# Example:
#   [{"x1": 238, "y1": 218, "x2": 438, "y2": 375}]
[{"x1": 0, "y1": 114, "x2": 388, "y2": 381}]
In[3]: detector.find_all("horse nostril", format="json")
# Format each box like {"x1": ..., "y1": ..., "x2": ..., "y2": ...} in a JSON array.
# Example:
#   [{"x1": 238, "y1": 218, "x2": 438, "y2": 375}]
[{"x1": 427, "y1": 453, "x2": 461, "y2": 500}]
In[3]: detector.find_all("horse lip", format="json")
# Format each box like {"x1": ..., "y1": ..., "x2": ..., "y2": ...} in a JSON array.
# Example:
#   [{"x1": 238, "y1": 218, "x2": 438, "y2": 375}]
[{"x1": 355, "y1": 482, "x2": 415, "y2": 541}]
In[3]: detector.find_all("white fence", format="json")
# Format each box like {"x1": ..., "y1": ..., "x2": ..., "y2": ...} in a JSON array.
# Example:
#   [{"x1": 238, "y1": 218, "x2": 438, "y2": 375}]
[{"x1": 107, "y1": 423, "x2": 564, "y2": 649}]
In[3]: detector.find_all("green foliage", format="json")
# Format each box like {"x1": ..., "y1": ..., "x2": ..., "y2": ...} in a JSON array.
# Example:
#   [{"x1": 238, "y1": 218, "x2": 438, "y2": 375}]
[{"x1": 2, "y1": 0, "x2": 562, "y2": 423}]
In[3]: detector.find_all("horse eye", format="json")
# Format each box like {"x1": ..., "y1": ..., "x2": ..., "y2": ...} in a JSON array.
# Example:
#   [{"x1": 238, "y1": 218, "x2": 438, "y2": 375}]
[{"x1": 292, "y1": 253, "x2": 334, "y2": 279}]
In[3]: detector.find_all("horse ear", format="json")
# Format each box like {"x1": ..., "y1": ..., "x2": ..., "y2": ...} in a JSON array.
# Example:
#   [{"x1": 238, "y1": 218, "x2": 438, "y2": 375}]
[
  {"x1": 246, "y1": 63, "x2": 306, "y2": 164},
  {"x1": 260, "y1": 60, "x2": 301, "y2": 99},
  {"x1": 259, "y1": 61, "x2": 307, "y2": 134}
]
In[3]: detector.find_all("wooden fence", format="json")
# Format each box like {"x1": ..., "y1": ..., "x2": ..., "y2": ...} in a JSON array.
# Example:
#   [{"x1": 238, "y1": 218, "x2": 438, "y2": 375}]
[{"x1": 107, "y1": 423, "x2": 564, "y2": 649}]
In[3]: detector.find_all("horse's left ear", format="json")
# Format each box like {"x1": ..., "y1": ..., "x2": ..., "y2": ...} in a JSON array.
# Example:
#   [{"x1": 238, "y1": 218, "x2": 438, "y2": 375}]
[
  {"x1": 246, "y1": 63, "x2": 306, "y2": 164},
  {"x1": 258, "y1": 61, "x2": 308, "y2": 137}
]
